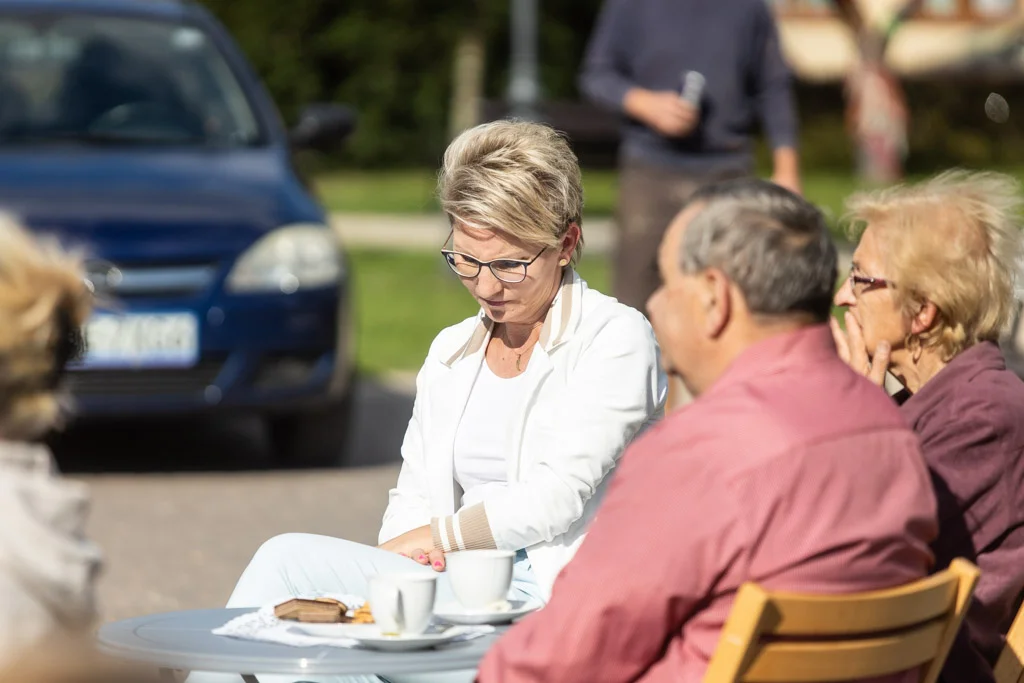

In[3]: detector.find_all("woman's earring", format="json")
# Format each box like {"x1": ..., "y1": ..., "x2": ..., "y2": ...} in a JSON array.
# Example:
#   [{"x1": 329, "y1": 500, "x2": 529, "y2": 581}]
[{"x1": 558, "y1": 258, "x2": 569, "y2": 267}]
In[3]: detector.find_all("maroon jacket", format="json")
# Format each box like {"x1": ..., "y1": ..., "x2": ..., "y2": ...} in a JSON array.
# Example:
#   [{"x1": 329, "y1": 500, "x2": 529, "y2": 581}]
[{"x1": 900, "y1": 341, "x2": 1024, "y2": 683}]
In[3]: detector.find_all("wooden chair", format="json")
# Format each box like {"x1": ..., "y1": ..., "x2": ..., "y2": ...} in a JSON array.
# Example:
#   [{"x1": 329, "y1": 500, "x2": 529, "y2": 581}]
[
  {"x1": 704, "y1": 558, "x2": 980, "y2": 683},
  {"x1": 994, "y1": 599, "x2": 1024, "y2": 683}
]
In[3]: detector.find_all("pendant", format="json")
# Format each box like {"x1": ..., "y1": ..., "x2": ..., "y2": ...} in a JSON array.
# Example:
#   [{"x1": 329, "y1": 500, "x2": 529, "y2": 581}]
[{"x1": 516, "y1": 354, "x2": 523, "y2": 371}]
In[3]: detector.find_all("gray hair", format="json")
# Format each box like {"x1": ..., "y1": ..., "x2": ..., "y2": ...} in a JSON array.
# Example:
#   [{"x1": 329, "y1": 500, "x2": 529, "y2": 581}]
[{"x1": 680, "y1": 178, "x2": 838, "y2": 322}]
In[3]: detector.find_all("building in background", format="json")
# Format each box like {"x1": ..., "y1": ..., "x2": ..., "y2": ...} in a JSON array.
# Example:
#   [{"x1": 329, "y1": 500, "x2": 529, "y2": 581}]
[
  {"x1": 772, "y1": 0, "x2": 1021, "y2": 81},
  {"x1": 771, "y1": 0, "x2": 1022, "y2": 181}
]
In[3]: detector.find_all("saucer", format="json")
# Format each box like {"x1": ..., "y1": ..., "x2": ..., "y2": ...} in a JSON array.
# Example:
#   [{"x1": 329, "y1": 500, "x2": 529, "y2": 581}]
[
  {"x1": 434, "y1": 599, "x2": 541, "y2": 625},
  {"x1": 292, "y1": 622, "x2": 472, "y2": 651}
]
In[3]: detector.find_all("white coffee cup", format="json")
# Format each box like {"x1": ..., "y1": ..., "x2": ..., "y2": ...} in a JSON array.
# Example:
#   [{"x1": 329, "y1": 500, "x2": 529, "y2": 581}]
[
  {"x1": 445, "y1": 549, "x2": 515, "y2": 610},
  {"x1": 368, "y1": 573, "x2": 437, "y2": 635}
]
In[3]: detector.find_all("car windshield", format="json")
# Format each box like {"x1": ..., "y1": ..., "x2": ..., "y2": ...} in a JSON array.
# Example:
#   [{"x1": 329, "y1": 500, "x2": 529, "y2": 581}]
[{"x1": 0, "y1": 13, "x2": 263, "y2": 147}]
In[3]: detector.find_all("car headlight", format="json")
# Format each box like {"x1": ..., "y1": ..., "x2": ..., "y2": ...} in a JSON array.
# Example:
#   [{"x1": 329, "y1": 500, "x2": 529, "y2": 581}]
[{"x1": 226, "y1": 223, "x2": 342, "y2": 294}]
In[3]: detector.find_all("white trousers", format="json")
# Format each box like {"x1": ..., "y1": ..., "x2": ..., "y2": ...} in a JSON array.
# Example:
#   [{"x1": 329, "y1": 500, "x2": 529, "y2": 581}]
[{"x1": 188, "y1": 533, "x2": 537, "y2": 683}]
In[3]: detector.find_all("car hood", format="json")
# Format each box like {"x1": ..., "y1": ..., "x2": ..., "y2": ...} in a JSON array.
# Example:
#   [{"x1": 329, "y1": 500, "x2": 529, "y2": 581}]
[{"x1": 0, "y1": 149, "x2": 318, "y2": 263}]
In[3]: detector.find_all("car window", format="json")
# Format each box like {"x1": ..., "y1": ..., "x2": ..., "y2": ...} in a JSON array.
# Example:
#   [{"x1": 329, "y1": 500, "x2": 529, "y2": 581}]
[{"x1": 0, "y1": 12, "x2": 263, "y2": 147}]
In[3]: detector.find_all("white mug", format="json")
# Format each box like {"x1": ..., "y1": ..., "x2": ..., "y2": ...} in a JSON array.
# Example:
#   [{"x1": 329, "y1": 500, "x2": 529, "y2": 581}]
[
  {"x1": 368, "y1": 573, "x2": 437, "y2": 635},
  {"x1": 445, "y1": 549, "x2": 515, "y2": 610}
]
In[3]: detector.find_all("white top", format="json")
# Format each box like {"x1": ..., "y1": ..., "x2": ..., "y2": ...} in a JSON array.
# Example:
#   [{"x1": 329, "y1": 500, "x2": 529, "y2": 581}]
[
  {"x1": 453, "y1": 360, "x2": 532, "y2": 508},
  {"x1": 379, "y1": 270, "x2": 667, "y2": 597}
]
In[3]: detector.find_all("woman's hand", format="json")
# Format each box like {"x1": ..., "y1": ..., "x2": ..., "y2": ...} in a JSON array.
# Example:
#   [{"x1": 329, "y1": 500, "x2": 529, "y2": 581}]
[
  {"x1": 378, "y1": 525, "x2": 446, "y2": 571},
  {"x1": 830, "y1": 312, "x2": 891, "y2": 387}
]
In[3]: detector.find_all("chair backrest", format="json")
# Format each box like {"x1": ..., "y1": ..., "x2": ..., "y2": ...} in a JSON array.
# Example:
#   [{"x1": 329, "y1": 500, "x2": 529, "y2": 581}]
[
  {"x1": 704, "y1": 558, "x2": 980, "y2": 683},
  {"x1": 994, "y1": 598, "x2": 1024, "y2": 683}
]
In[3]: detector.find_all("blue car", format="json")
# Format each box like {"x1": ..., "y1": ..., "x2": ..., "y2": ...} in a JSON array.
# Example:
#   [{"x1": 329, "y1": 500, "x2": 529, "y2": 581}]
[{"x1": 0, "y1": 0, "x2": 358, "y2": 466}]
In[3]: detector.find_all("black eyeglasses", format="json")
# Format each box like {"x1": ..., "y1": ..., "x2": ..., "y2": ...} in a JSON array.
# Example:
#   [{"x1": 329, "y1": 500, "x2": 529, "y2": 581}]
[
  {"x1": 441, "y1": 237, "x2": 548, "y2": 284},
  {"x1": 848, "y1": 271, "x2": 892, "y2": 296}
]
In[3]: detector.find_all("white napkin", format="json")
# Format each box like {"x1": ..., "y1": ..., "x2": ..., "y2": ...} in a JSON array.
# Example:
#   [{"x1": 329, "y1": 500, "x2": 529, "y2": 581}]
[{"x1": 212, "y1": 594, "x2": 495, "y2": 649}]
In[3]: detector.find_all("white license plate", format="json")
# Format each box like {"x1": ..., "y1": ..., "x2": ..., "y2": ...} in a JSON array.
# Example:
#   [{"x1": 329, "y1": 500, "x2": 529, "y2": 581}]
[{"x1": 75, "y1": 312, "x2": 199, "y2": 369}]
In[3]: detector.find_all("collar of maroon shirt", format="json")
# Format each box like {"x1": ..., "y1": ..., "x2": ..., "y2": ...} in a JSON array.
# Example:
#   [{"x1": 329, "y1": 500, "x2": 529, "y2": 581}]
[{"x1": 701, "y1": 323, "x2": 838, "y2": 401}]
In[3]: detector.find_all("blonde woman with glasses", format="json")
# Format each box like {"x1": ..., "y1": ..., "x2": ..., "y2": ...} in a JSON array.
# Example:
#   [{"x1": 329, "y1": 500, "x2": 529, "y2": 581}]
[
  {"x1": 0, "y1": 216, "x2": 101, "y2": 669},
  {"x1": 832, "y1": 169, "x2": 1024, "y2": 683},
  {"x1": 197, "y1": 120, "x2": 666, "y2": 683}
]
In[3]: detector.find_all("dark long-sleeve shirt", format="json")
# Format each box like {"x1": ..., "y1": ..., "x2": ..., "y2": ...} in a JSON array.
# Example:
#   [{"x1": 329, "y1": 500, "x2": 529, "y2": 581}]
[
  {"x1": 579, "y1": 0, "x2": 798, "y2": 172},
  {"x1": 899, "y1": 341, "x2": 1024, "y2": 683}
]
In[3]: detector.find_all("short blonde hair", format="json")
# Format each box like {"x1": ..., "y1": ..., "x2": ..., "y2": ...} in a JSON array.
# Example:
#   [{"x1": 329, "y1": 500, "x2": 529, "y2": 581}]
[
  {"x1": 438, "y1": 119, "x2": 585, "y2": 265},
  {"x1": 845, "y1": 169, "x2": 1024, "y2": 360},
  {"x1": 0, "y1": 215, "x2": 92, "y2": 441}
]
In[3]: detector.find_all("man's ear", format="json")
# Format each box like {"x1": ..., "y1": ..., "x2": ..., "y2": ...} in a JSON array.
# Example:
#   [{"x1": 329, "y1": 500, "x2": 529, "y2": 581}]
[{"x1": 701, "y1": 269, "x2": 731, "y2": 339}]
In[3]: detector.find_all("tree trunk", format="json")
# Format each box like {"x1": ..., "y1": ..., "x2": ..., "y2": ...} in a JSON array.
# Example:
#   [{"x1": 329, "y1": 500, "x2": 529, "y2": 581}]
[
  {"x1": 844, "y1": 56, "x2": 908, "y2": 184},
  {"x1": 448, "y1": 28, "x2": 486, "y2": 141},
  {"x1": 834, "y1": 0, "x2": 920, "y2": 184}
]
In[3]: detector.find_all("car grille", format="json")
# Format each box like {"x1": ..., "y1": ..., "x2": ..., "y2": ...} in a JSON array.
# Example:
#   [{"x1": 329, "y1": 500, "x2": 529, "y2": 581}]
[
  {"x1": 85, "y1": 262, "x2": 219, "y2": 299},
  {"x1": 66, "y1": 358, "x2": 225, "y2": 397}
]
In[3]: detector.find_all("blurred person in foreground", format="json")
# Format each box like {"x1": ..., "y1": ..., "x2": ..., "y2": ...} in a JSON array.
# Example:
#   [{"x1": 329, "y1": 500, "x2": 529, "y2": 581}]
[
  {"x1": 194, "y1": 120, "x2": 665, "y2": 683},
  {"x1": 579, "y1": 0, "x2": 801, "y2": 318},
  {"x1": 476, "y1": 178, "x2": 938, "y2": 683},
  {"x1": 832, "y1": 170, "x2": 1024, "y2": 683},
  {"x1": 0, "y1": 216, "x2": 101, "y2": 668}
]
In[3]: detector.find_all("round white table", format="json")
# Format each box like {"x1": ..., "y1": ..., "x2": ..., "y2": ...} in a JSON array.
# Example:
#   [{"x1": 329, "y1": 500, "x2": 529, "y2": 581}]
[{"x1": 97, "y1": 608, "x2": 506, "y2": 680}]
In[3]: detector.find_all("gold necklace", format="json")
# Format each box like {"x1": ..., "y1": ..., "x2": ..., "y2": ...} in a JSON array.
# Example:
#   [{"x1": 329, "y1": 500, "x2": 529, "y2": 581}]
[{"x1": 502, "y1": 326, "x2": 541, "y2": 372}]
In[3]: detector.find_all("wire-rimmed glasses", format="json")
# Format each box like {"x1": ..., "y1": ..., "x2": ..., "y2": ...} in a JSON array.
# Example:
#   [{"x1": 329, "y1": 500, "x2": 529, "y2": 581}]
[{"x1": 440, "y1": 239, "x2": 548, "y2": 284}]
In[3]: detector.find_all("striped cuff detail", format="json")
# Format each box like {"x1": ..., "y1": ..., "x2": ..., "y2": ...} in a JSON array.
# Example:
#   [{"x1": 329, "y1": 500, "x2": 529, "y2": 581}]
[
  {"x1": 430, "y1": 504, "x2": 497, "y2": 552},
  {"x1": 431, "y1": 518, "x2": 449, "y2": 552},
  {"x1": 454, "y1": 503, "x2": 497, "y2": 551}
]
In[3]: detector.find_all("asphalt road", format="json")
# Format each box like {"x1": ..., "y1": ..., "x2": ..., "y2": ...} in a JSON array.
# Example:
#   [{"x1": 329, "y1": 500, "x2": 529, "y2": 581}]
[{"x1": 52, "y1": 374, "x2": 416, "y2": 622}]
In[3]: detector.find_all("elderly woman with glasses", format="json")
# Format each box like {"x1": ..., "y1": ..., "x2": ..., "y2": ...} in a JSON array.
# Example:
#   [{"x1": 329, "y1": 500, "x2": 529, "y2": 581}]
[
  {"x1": 197, "y1": 120, "x2": 665, "y2": 683},
  {"x1": 831, "y1": 169, "x2": 1024, "y2": 683}
]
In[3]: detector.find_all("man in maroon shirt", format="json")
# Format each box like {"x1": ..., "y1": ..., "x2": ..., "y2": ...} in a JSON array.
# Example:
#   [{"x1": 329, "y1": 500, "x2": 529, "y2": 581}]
[{"x1": 476, "y1": 178, "x2": 939, "y2": 683}]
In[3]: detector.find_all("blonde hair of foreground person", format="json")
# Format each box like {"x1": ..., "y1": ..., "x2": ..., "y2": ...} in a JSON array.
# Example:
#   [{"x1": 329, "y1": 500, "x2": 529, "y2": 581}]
[
  {"x1": 0, "y1": 213, "x2": 92, "y2": 440},
  {"x1": 0, "y1": 214, "x2": 101, "y2": 670},
  {"x1": 844, "y1": 168, "x2": 1024, "y2": 360}
]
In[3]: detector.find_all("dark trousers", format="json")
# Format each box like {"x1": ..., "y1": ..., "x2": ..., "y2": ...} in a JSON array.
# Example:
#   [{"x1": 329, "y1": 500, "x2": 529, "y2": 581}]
[{"x1": 613, "y1": 161, "x2": 748, "y2": 314}]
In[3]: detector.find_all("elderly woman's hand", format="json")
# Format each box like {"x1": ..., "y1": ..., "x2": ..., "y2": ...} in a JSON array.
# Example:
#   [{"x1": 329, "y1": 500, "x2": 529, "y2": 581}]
[
  {"x1": 378, "y1": 526, "x2": 446, "y2": 571},
  {"x1": 830, "y1": 312, "x2": 891, "y2": 387}
]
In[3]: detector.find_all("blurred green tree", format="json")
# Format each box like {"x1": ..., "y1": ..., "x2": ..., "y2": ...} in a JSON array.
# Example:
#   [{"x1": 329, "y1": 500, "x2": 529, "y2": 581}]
[
  {"x1": 198, "y1": 0, "x2": 602, "y2": 166},
  {"x1": 199, "y1": 0, "x2": 1024, "y2": 171}
]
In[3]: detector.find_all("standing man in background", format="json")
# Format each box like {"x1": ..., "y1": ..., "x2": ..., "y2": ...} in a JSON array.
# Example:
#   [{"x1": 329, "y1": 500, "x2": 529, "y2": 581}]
[
  {"x1": 579, "y1": 0, "x2": 802, "y2": 316},
  {"x1": 579, "y1": 0, "x2": 802, "y2": 409}
]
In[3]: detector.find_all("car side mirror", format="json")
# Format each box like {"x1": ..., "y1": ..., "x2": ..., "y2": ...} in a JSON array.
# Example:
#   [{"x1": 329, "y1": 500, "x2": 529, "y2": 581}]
[{"x1": 290, "y1": 103, "x2": 356, "y2": 149}]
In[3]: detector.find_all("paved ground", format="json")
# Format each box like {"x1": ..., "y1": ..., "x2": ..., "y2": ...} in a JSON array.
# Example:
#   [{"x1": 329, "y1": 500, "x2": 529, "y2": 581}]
[{"x1": 59, "y1": 374, "x2": 415, "y2": 622}]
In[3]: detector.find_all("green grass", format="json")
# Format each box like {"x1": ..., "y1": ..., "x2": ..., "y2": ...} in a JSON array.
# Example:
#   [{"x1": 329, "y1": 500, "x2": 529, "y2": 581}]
[
  {"x1": 349, "y1": 247, "x2": 850, "y2": 375},
  {"x1": 350, "y1": 248, "x2": 609, "y2": 375},
  {"x1": 315, "y1": 168, "x2": 872, "y2": 222},
  {"x1": 341, "y1": 166, "x2": 1024, "y2": 373},
  {"x1": 317, "y1": 170, "x2": 440, "y2": 214},
  {"x1": 315, "y1": 169, "x2": 620, "y2": 217},
  {"x1": 317, "y1": 167, "x2": 1024, "y2": 238}
]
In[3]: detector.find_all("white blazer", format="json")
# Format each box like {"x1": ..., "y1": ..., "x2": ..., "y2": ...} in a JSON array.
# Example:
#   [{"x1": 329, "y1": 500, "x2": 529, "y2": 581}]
[{"x1": 378, "y1": 269, "x2": 667, "y2": 597}]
